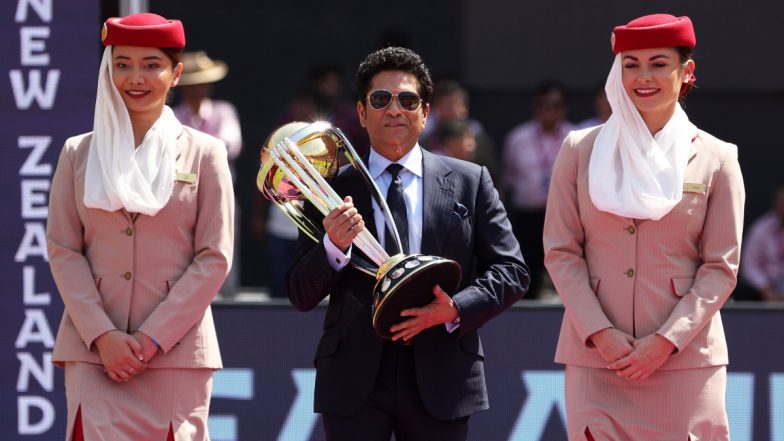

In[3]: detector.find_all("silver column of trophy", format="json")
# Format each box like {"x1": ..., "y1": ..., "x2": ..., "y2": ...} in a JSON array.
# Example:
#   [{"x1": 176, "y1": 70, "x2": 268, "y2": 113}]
[{"x1": 257, "y1": 121, "x2": 460, "y2": 338}]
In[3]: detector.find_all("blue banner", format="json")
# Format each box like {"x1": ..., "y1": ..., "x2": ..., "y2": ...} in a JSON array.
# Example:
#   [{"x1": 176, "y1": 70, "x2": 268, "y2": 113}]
[
  {"x1": 1, "y1": 1, "x2": 98, "y2": 437},
  {"x1": 208, "y1": 304, "x2": 784, "y2": 441},
  {"x1": 1, "y1": 2, "x2": 783, "y2": 440}
]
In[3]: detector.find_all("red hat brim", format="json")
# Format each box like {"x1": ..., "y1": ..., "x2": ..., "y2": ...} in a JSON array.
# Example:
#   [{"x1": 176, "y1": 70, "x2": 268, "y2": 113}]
[
  {"x1": 102, "y1": 13, "x2": 185, "y2": 48},
  {"x1": 612, "y1": 14, "x2": 695, "y2": 54}
]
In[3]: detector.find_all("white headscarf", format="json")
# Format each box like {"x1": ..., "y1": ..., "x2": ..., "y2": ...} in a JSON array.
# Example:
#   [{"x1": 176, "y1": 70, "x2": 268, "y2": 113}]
[
  {"x1": 84, "y1": 46, "x2": 180, "y2": 216},
  {"x1": 588, "y1": 53, "x2": 697, "y2": 220}
]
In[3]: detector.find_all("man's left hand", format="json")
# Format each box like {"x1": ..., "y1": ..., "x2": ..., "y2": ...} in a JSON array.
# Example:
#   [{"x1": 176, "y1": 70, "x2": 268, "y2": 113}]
[{"x1": 389, "y1": 284, "x2": 459, "y2": 343}]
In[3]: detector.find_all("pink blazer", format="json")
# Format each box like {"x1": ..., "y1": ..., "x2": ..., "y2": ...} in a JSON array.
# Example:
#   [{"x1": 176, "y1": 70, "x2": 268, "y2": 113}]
[
  {"x1": 47, "y1": 127, "x2": 233, "y2": 369},
  {"x1": 544, "y1": 126, "x2": 745, "y2": 370}
]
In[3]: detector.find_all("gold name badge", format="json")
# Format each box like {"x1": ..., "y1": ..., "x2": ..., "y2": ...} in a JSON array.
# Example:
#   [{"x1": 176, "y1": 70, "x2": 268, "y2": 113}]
[
  {"x1": 175, "y1": 172, "x2": 198, "y2": 184},
  {"x1": 683, "y1": 182, "x2": 706, "y2": 194}
]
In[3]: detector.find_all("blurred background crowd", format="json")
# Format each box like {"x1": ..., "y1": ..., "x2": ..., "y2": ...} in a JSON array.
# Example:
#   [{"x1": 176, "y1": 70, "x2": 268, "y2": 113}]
[{"x1": 104, "y1": 0, "x2": 784, "y2": 304}]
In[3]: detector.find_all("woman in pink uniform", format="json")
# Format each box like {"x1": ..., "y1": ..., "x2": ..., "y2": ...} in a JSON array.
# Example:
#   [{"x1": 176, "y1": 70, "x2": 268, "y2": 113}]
[
  {"x1": 544, "y1": 14, "x2": 745, "y2": 440},
  {"x1": 47, "y1": 13, "x2": 233, "y2": 440}
]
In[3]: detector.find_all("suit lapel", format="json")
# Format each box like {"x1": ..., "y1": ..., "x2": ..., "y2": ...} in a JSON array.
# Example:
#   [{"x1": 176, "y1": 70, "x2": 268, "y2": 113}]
[{"x1": 421, "y1": 151, "x2": 454, "y2": 256}]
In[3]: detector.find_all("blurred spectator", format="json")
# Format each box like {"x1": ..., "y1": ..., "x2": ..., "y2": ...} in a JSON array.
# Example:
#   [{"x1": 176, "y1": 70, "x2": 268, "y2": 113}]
[
  {"x1": 250, "y1": 190, "x2": 299, "y2": 299},
  {"x1": 174, "y1": 51, "x2": 243, "y2": 295},
  {"x1": 741, "y1": 186, "x2": 784, "y2": 302},
  {"x1": 421, "y1": 79, "x2": 501, "y2": 187},
  {"x1": 279, "y1": 87, "x2": 319, "y2": 126},
  {"x1": 311, "y1": 63, "x2": 368, "y2": 149},
  {"x1": 576, "y1": 83, "x2": 612, "y2": 129},
  {"x1": 174, "y1": 51, "x2": 242, "y2": 179},
  {"x1": 422, "y1": 79, "x2": 485, "y2": 143},
  {"x1": 251, "y1": 88, "x2": 320, "y2": 298},
  {"x1": 280, "y1": 63, "x2": 369, "y2": 154},
  {"x1": 502, "y1": 81, "x2": 574, "y2": 298},
  {"x1": 436, "y1": 119, "x2": 501, "y2": 184},
  {"x1": 253, "y1": 69, "x2": 361, "y2": 298}
]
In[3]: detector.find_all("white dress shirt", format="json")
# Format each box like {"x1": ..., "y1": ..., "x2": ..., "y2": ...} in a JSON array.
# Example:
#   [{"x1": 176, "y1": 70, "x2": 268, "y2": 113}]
[
  {"x1": 324, "y1": 145, "x2": 424, "y2": 269},
  {"x1": 322, "y1": 144, "x2": 459, "y2": 331}
]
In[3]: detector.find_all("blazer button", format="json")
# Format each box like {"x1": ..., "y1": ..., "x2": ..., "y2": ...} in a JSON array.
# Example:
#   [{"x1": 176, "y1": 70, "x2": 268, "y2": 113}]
[
  {"x1": 123, "y1": 271, "x2": 132, "y2": 280},
  {"x1": 125, "y1": 227, "x2": 133, "y2": 236},
  {"x1": 626, "y1": 268, "x2": 635, "y2": 278},
  {"x1": 627, "y1": 225, "x2": 636, "y2": 234}
]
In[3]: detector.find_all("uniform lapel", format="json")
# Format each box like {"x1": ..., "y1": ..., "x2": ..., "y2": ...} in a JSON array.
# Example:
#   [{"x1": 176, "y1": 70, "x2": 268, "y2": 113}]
[
  {"x1": 636, "y1": 132, "x2": 702, "y2": 227},
  {"x1": 687, "y1": 132, "x2": 701, "y2": 165}
]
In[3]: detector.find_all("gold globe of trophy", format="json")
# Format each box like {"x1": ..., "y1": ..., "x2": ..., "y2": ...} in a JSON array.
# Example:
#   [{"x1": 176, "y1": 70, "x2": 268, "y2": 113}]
[{"x1": 257, "y1": 121, "x2": 461, "y2": 338}]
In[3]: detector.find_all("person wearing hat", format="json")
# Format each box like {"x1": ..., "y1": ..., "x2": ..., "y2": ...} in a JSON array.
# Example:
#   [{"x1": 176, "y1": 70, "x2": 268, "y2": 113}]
[
  {"x1": 47, "y1": 13, "x2": 233, "y2": 441},
  {"x1": 174, "y1": 51, "x2": 242, "y2": 295},
  {"x1": 543, "y1": 14, "x2": 744, "y2": 440},
  {"x1": 174, "y1": 51, "x2": 242, "y2": 178}
]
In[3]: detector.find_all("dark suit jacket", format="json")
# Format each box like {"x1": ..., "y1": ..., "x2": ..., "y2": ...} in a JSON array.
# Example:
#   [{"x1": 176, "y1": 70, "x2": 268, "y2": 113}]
[{"x1": 287, "y1": 149, "x2": 529, "y2": 421}]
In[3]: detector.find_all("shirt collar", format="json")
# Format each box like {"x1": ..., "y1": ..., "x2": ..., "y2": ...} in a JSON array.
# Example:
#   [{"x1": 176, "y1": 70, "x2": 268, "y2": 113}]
[{"x1": 369, "y1": 144, "x2": 424, "y2": 180}]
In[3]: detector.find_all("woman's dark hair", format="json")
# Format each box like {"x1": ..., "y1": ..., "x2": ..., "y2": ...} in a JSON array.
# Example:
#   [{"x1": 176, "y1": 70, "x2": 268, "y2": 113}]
[
  {"x1": 355, "y1": 46, "x2": 433, "y2": 105},
  {"x1": 676, "y1": 46, "x2": 694, "y2": 64},
  {"x1": 677, "y1": 46, "x2": 695, "y2": 98},
  {"x1": 160, "y1": 48, "x2": 183, "y2": 103},
  {"x1": 159, "y1": 47, "x2": 183, "y2": 67}
]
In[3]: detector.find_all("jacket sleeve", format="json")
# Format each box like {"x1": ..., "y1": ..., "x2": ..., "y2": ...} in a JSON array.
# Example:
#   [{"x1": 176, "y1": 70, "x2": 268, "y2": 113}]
[
  {"x1": 543, "y1": 132, "x2": 614, "y2": 345},
  {"x1": 657, "y1": 145, "x2": 745, "y2": 350},
  {"x1": 137, "y1": 141, "x2": 234, "y2": 353},
  {"x1": 47, "y1": 141, "x2": 117, "y2": 349},
  {"x1": 451, "y1": 165, "x2": 530, "y2": 335}
]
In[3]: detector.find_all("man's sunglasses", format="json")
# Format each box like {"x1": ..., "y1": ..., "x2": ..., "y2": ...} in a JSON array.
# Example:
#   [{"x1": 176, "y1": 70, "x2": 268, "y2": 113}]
[{"x1": 365, "y1": 90, "x2": 422, "y2": 112}]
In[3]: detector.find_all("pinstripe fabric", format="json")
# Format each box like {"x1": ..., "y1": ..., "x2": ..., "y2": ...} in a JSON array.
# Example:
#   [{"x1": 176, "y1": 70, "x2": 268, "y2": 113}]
[
  {"x1": 544, "y1": 126, "x2": 744, "y2": 370},
  {"x1": 48, "y1": 127, "x2": 233, "y2": 369},
  {"x1": 288, "y1": 149, "x2": 529, "y2": 421},
  {"x1": 565, "y1": 365, "x2": 729, "y2": 440},
  {"x1": 64, "y1": 362, "x2": 213, "y2": 441},
  {"x1": 47, "y1": 127, "x2": 232, "y2": 439},
  {"x1": 544, "y1": 126, "x2": 742, "y2": 439}
]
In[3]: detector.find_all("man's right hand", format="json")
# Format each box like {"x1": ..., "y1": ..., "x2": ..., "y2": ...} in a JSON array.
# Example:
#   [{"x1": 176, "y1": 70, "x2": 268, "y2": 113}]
[
  {"x1": 323, "y1": 196, "x2": 364, "y2": 252},
  {"x1": 589, "y1": 327, "x2": 636, "y2": 364},
  {"x1": 94, "y1": 330, "x2": 146, "y2": 383}
]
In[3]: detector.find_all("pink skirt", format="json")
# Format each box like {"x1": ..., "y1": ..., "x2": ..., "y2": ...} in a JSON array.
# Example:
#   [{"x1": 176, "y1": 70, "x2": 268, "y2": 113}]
[
  {"x1": 64, "y1": 362, "x2": 213, "y2": 441},
  {"x1": 565, "y1": 365, "x2": 729, "y2": 441}
]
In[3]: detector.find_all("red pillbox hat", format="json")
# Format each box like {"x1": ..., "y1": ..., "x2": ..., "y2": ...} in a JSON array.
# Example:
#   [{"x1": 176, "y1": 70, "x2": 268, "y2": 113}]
[
  {"x1": 611, "y1": 14, "x2": 695, "y2": 54},
  {"x1": 101, "y1": 13, "x2": 185, "y2": 48}
]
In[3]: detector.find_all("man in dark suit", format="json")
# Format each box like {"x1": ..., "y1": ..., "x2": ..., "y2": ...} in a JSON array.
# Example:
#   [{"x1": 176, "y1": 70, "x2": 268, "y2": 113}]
[{"x1": 287, "y1": 47, "x2": 529, "y2": 441}]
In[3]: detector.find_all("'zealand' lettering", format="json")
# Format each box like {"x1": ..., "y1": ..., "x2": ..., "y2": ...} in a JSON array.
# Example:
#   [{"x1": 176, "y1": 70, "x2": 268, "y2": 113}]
[{"x1": 18, "y1": 136, "x2": 52, "y2": 176}]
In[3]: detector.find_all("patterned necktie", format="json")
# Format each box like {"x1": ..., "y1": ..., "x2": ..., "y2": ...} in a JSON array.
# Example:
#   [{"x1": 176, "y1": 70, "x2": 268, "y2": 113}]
[{"x1": 384, "y1": 163, "x2": 409, "y2": 255}]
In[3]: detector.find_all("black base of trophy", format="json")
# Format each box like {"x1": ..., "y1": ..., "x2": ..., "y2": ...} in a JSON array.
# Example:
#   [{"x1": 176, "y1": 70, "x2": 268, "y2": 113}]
[{"x1": 371, "y1": 254, "x2": 461, "y2": 339}]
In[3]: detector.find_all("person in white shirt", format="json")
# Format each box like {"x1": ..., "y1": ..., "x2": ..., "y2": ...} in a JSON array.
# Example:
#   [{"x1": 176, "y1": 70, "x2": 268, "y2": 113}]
[{"x1": 286, "y1": 46, "x2": 528, "y2": 441}]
